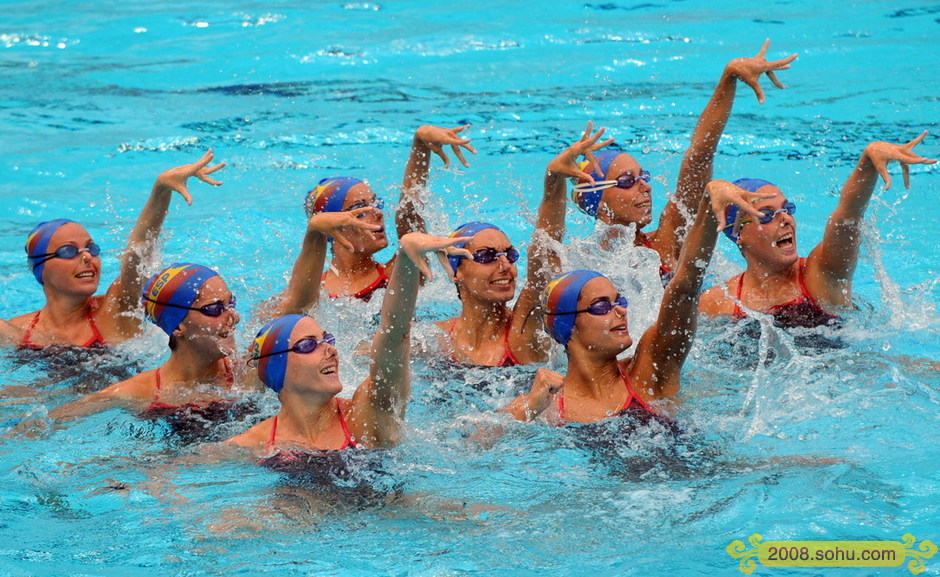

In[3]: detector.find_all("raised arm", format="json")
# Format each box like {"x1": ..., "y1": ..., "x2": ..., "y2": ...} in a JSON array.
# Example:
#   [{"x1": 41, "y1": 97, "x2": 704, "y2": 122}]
[
  {"x1": 631, "y1": 181, "x2": 769, "y2": 399},
  {"x1": 510, "y1": 123, "x2": 613, "y2": 360},
  {"x1": 657, "y1": 40, "x2": 797, "y2": 261},
  {"x1": 272, "y1": 207, "x2": 382, "y2": 316},
  {"x1": 806, "y1": 131, "x2": 935, "y2": 308},
  {"x1": 99, "y1": 151, "x2": 225, "y2": 338},
  {"x1": 396, "y1": 125, "x2": 476, "y2": 238},
  {"x1": 349, "y1": 233, "x2": 470, "y2": 446}
]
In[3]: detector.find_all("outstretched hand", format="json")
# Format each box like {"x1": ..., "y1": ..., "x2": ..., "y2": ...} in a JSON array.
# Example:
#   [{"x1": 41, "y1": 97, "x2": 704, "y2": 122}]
[
  {"x1": 308, "y1": 208, "x2": 383, "y2": 252},
  {"x1": 726, "y1": 39, "x2": 798, "y2": 105},
  {"x1": 399, "y1": 232, "x2": 472, "y2": 281},
  {"x1": 415, "y1": 124, "x2": 477, "y2": 169},
  {"x1": 707, "y1": 180, "x2": 777, "y2": 231},
  {"x1": 154, "y1": 149, "x2": 225, "y2": 205},
  {"x1": 864, "y1": 131, "x2": 937, "y2": 190},
  {"x1": 547, "y1": 121, "x2": 615, "y2": 183}
]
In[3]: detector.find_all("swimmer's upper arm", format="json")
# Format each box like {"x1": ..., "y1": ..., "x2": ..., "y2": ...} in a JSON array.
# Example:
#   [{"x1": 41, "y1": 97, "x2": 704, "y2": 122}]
[{"x1": 48, "y1": 379, "x2": 149, "y2": 422}]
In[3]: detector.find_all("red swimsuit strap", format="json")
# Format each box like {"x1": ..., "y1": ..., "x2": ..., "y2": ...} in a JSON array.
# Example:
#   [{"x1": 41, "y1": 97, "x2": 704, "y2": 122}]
[
  {"x1": 19, "y1": 311, "x2": 42, "y2": 348},
  {"x1": 20, "y1": 308, "x2": 106, "y2": 348},
  {"x1": 557, "y1": 370, "x2": 640, "y2": 422},
  {"x1": 732, "y1": 273, "x2": 746, "y2": 318},
  {"x1": 266, "y1": 399, "x2": 357, "y2": 451}
]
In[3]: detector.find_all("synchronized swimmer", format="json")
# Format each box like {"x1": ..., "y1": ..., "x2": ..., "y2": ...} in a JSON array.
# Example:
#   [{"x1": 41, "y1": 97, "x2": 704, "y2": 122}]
[{"x1": 3, "y1": 40, "x2": 936, "y2": 468}]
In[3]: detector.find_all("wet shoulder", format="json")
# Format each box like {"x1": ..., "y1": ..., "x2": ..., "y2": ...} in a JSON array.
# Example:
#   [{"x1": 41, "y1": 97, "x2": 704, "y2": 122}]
[{"x1": 699, "y1": 282, "x2": 737, "y2": 315}]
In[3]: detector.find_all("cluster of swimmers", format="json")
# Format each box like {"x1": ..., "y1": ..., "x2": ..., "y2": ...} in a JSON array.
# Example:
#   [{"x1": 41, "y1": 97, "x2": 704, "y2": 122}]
[{"x1": 2, "y1": 40, "x2": 935, "y2": 465}]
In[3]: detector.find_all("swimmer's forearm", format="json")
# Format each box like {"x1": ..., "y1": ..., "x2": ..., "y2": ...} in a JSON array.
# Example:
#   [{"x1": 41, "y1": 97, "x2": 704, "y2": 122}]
[
  {"x1": 275, "y1": 226, "x2": 328, "y2": 316},
  {"x1": 397, "y1": 134, "x2": 432, "y2": 238}
]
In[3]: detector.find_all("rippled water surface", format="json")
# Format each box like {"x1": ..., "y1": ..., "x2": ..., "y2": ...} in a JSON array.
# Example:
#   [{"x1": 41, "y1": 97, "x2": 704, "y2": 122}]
[{"x1": 1, "y1": 1, "x2": 938, "y2": 575}]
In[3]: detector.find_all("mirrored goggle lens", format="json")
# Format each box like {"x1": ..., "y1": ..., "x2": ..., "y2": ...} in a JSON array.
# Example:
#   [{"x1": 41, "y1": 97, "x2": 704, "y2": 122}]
[
  {"x1": 471, "y1": 247, "x2": 520, "y2": 264},
  {"x1": 292, "y1": 333, "x2": 336, "y2": 354},
  {"x1": 54, "y1": 242, "x2": 101, "y2": 259},
  {"x1": 615, "y1": 170, "x2": 651, "y2": 189},
  {"x1": 757, "y1": 201, "x2": 796, "y2": 224},
  {"x1": 586, "y1": 295, "x2": 628, "y2": 315},
  {"x1": 347, "y1": 198, "x2": 385, "y2": 216},
  {"x1": 198, "y1": 296, "x2": 236, "y2": 317}
]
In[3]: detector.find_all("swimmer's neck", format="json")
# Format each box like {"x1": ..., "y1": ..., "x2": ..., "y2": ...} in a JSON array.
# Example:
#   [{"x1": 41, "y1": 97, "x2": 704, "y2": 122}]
[
  {"x1": 563, "y1": 352, "x2": 623, "y2": 401},
  {"x1": 274, "y1": 393, "x2": 338, "y2": 446},
  {"x1": 742, "y1": 259, "x2": 801, "y2": 290},
  {"x1": 39, "y1": 291, "x2": 95, "y2": 326},
  {"x1": 598, "y1": 223, "x2": 648, "y2": 251},
  {"x1": 329, "y1": 250, "x2": 380, "y2": 277},
  {"x1": 454, "y1": 300, "x2": 512, "y2": 341},
  {"x1": 161, "y1": 347, "x2": 227, "y2": 384}
]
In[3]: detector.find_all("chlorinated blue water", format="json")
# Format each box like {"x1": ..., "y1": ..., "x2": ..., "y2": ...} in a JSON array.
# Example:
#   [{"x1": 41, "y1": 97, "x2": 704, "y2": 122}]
[{"x1": 1, "y1": 1, "x2": 938, "y2": 575}]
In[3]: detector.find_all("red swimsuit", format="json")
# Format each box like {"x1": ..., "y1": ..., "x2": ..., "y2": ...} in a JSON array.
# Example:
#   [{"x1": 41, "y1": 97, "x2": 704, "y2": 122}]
[
  {"x1": 446, "y1": 318, "x2": 519, "y2": 367},
  {"x1": 20, "y1": 309, "x2": 106, "y2": 349},
  {"x1": 140, "y1": 359, "x2": 235, "y2": 419},
  {"x1": 732, "y1": 258, "x2": 837, "y2": 329},
  {"x1": 557, "y1": 370, "x2": 657, "y2": 423},
  {"x1": 323, "y1": 263, "x2": 389, "y2": 302}
]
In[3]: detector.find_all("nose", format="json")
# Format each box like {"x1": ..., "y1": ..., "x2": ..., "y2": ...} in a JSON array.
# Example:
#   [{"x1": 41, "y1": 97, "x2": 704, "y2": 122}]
[
  {"x1": 227, "y1": 308, "x2": 240, "y2": 326},
  {"x1": 81, "y1": 252, "x2": 90, "y2": 264}
]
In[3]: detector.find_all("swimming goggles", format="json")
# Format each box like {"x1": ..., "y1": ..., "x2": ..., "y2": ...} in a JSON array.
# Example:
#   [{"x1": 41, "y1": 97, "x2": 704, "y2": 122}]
[
  {"x1": 252, "y1": 333, "x2": 336, "y2": 362},
  {"x1": 732, "y1": 201, "x2": 797, "y2": 229},
  {"x1": 455, "y1": 247, "x2": 520, "y2": 265},
  {"x1": 142, "y1": 295, "x2": 237, "y2": 318},
  {"x1": 545, "y1": 296, "x2": 628, "y2": 316},
  {"x1": 572, "y1": 170, "x2": 651, "y2": 194},
  {"x1": 29, "y1": 242, "x2": 101, "y2": 269},
  {"x1": 345, "y1": 197, "x2": 385, "y2": 217}
]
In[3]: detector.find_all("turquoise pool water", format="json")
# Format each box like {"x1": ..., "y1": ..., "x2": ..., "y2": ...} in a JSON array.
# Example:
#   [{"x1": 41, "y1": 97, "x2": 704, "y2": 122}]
[{"x1": 1, "y1": 1, "x2": 938, "y2": 575}]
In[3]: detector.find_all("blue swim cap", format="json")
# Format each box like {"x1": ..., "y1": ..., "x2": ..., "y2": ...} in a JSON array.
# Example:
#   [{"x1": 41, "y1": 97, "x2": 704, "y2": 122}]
[
  {"x1": 142, "y1": 263, "x2": 220, "y2": 336},
  {"x1": 251, "y1": 314, "x2": 307, "y2": 393},
  {"x1": 541, "y1": 270, "x2": 606, "y2": 346},
  {"x1": 25, "y1": 219, "x2": 77, "y2": 285},
  {"x1": 304, "y1": 177, "x2": 364, "y2": 218},
  {"x1": 723, "y1": 178, "x2": 777, "y2": 243},
  {"x1": 571, "y1": 150, "x2": 623, "y2": 217},
  {"x1": 446, "y1": 221, "x2": 502, "y2": 276}
]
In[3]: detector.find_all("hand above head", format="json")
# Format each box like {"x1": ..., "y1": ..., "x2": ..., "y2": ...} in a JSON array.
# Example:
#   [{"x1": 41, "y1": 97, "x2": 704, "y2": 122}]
[
  {"x1": 398, "y1": 232, "x2": 471, "y2": 281},
  {"x1": 863, "y1": 131, "x2": 937, "y2": 190},
  {"x1": 414, "y1": 124, "x2": 477, "y2": 168},
  {"x1": 725, "y1": 39, "x2": 798, "y2": 104},
  {"x1": 307, "y1": 208, "x2": 383, "y2": 252},
  {"x1": 547, "y1": 121, "x2": 615, "y2": 183},
  {"x1": 706, "y1": 180, "x2": 777, "y2": 231},
  {"x1": 153, "y1": 149, "x2": 225, "y2": 205}
]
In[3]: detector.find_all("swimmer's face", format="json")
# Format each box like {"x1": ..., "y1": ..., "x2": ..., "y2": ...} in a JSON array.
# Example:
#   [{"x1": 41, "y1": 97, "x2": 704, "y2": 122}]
[
  {"x1": 338, "y1": 183, "x2": 388, "y2": 255},
  {"x1": 41, "y1": 222, "x2": 101, "y2": 296},
  {"x1": 597, "y1": 153, "x2": 653, "y2": 229},
  {"x1": 282, "y1": 316, "x2": 342, "y2": 397},
  {"x1": 737, "y1": 187, "x2": 799, "y2": 269},
  {"x1": 454, "y1": 228, "x2": 517, "y2": 304},
  {"x1": 568, "y1": 277, "x2": 631, "y2": 355},
  {"x1": 176, "y1": 276, "x2": 239, "y2": 357}
]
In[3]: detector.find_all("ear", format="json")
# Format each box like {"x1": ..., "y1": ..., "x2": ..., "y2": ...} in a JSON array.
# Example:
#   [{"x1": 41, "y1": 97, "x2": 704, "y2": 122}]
[{"x1": 172, "y1": 323, "x2": 186, "y2": 340}]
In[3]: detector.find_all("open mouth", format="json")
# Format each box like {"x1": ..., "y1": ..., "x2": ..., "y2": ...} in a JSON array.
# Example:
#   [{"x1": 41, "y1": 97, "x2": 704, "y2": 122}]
[
  {"x1": 490, "y1": 278, "x2": 514, "y2": 288},
  {"x1": 611, "y1": 323, "x2": 628, "y2": 332},
  {"x1": 320, "y1": 365, "x2": 337, "y2": 375},
  {"x1": 75, "y1": 271, "x2": 96, "y2": 279},
  {"x1": 773, "y1": 233, "x2": 794, "y2": 249}
]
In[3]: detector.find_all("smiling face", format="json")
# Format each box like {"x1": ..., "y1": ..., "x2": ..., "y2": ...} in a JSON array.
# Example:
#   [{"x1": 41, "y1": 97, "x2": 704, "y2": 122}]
[
  {"x1": 568, "y1": 277, "x2": 632, "y2": 356},
  {"x1": 337, "y1": 182, "x2": 388, "y2": 255},
  {"x1": 281, "y1": 316, "x2": 342, "y2": 398},
  {"x1": 736, "y1": 186, "x2": 799, "y2": 270},
  {"x1": 40, "y1": 222, "x2": 101, "y2": 297},
  {"x1": 597, "y1": 153, "x2": 653, "y2": 228},
  {"x1": 174, "y1": 276, "x2": 239, "y2": 357},
  {"x1": 453, "y1": 228, "x2": 518, "y2": 304}
]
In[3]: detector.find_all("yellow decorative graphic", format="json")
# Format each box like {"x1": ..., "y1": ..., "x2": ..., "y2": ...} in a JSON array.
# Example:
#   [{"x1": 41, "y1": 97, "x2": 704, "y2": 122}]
[
  {"x1": 902, "y1": 534, "x2": 938, "y2": 575},
  {"x1": 726, "y1": 533, "x2": 763, "y2": 575},
  {"x1": 727, "y1": 534, "x2": 936, "y2": 574}
]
